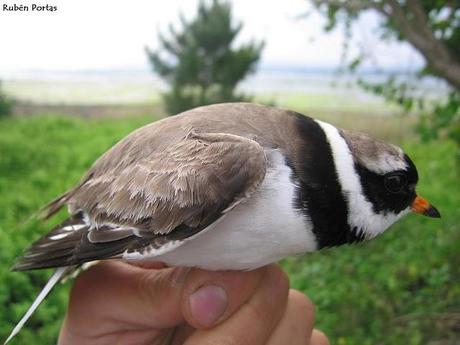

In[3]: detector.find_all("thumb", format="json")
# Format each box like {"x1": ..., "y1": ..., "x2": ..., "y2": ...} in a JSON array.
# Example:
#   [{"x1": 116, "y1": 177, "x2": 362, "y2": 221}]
[
  {"x1": 180, "y1": 265, "x2": 269, "y2": 329},
  {"x1": 61, "y1": 261, "x2": 184, "y2": 340}
]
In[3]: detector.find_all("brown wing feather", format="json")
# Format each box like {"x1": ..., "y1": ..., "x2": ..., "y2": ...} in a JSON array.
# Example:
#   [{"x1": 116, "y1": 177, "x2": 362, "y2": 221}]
[
  {"x1": 20, "y1": 130, "x2": 266, "y2": 270},
  {"x1": 66, "y1": 130, "x2": 266, "y2": 232}
]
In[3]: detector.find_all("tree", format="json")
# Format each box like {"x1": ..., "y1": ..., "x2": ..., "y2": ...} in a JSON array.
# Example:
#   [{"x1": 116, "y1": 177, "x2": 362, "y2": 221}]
[
  {"x1": 309, "y1": 0, "x2": 460, "y2": 155},
  {"x1": 0, "y1": 81, "x2": 12, "y2": 118},
  {"x1": 146, "y1": 0, "x2": 264, "y2": 114}
]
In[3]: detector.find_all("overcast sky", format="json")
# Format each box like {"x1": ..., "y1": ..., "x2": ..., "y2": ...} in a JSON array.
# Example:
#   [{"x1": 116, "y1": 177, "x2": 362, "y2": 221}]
[{"x1": 0, "y1": 0, "x2": 423, "y2": 73}]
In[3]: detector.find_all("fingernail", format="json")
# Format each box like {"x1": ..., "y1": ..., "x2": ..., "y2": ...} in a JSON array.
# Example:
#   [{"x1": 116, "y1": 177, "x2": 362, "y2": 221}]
[{"x1": 189, "y1": 285, "x2": 227, "y2": 327}]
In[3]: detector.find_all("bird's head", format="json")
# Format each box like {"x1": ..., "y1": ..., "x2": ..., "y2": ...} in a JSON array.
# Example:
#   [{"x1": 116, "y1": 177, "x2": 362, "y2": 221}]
[{"x1": 339, "y1": 129, "x2": 440, "y2": 240}]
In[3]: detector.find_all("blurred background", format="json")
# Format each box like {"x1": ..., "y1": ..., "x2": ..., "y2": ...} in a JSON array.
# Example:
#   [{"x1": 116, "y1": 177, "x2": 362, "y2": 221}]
[{"x1": 0, "y1": 0, "x2": 459, "y2": 344}]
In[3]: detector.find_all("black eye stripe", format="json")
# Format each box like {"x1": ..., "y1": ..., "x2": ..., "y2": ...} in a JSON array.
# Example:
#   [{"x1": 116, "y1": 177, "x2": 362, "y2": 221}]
[{"x1": 384, "y1": 173, "x2": 407, "y2": 193}]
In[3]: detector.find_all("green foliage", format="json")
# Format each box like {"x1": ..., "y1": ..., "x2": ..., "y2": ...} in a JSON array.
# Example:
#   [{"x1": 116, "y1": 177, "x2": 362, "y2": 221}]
[
  {"x1": 0, "y1": 115, "x2": 458, "y2": 344},
  {"x1": 146, "y1": 0, "x2": 264, "y2": 114},
  {"x1": 0, "y1": 81, "x2": 13, "y2": 118},
  {"x1": 319, "y1": 1, "x2": 460, "y2": 64},
  {"x1": 417, "y1": 92, "x2": 460, "y2": 144},
  {"x1": 358, "y1": 79, "x2": 460, "y2": 158},
  {"x1": 310, "y1": 0, "x2": 460, "y2": 156}
]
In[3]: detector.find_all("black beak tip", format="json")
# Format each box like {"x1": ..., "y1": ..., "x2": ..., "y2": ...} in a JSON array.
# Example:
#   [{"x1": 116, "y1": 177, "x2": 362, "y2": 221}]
[{"x1": 424, "y1": 205, "x2": 441, "y2": 218}]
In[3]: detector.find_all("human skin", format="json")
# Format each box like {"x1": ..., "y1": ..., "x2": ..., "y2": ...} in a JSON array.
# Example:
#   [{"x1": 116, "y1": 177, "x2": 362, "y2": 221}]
[{"x1": 58, "y1": 261, "x2": 329, "y2": 345}]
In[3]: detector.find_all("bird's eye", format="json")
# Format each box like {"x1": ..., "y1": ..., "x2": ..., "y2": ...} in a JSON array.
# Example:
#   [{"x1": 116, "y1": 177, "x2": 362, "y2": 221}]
[{"x1": 384, "y1": 173, "x2": 407, "y2": 193}]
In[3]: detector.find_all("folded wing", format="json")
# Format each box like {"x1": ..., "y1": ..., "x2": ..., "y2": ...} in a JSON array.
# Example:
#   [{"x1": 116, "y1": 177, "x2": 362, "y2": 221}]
[{"x1": 14, "y1": 131, "x2": 266, "y2": 270}]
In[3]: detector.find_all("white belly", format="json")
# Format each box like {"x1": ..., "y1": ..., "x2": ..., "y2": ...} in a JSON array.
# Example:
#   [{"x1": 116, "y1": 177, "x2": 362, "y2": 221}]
[{"x1": 153, "y1": 153, "x2": 317, "y2": 270}]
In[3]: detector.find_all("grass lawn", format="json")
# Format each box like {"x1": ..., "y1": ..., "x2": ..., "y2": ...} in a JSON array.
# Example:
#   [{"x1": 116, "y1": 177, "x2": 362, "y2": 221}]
[
  {"x1": 0, "y1": 114, "x2": 458, "y2": 344},
  {"x1": 3, "y1": 79, "x2": 161, "y2": 105}
]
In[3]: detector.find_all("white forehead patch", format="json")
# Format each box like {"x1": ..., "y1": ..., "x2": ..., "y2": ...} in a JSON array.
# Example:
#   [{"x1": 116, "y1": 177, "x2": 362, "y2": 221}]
[
  {"x1": 359, "y1": 149, "x2": 407, "y2": 174},
  {"x1": 339, "y1": 129, "x2": 407, "y2": 174},
  {"x1": 315, "y1": 120, "x2": 409, "y2": 239}
]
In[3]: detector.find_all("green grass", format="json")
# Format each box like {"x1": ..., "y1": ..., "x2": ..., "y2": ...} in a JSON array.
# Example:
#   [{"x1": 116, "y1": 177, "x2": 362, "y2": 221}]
[
  {"x1": 3, "y1": 80, "x2": 161, "y2": 105},
  {"x1": 257, "y1": 90, "x2": 400, "y2": 116},
  {"x1": 4, "y1": 79, "x2": 397, "y2": 114},
  {"x1": 0, "y1": 115, "x2": 458, "y2": 344}
]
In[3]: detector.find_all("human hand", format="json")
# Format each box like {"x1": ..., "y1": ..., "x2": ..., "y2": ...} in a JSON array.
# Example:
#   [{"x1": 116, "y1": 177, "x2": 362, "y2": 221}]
[{"x1": 58, "y1": 261, "x2": 329, "y2": 345}]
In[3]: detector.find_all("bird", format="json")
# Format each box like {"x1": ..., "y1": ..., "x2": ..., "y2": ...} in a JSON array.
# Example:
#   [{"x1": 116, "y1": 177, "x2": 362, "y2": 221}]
[{"x1": 5, "y1": 102, "x2": 440, "y2": 343}]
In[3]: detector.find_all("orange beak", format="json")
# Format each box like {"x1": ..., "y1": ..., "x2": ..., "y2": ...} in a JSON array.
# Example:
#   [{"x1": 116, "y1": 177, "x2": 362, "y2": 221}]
[{"x1": 411, "y1": 195, "x2": 441, "y2": 218}]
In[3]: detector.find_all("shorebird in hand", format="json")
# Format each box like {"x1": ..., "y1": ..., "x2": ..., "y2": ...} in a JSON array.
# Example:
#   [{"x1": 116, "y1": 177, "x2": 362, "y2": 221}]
[{"x1": 5, "y1": 103, "x2": 440, "y2": 344}]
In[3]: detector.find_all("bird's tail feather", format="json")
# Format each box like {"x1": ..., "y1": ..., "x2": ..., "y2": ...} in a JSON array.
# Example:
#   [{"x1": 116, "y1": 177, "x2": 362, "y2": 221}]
[
  {"x1": 12, "y1": 213, "x2": 136, "y2": 271},
  {"x1": 4, "y1": 267, "x2": 69, "y2": 344}
]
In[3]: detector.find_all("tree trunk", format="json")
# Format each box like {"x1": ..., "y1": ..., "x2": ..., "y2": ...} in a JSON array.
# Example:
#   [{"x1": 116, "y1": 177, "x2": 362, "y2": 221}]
[
  {"x1": 313, "y1": 0, "x2": 460, "y2": 92},
  {"x1": 381, "y1": 0, "x2": 460, "y2": 92}
]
